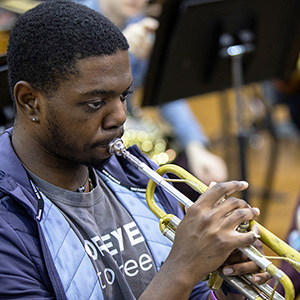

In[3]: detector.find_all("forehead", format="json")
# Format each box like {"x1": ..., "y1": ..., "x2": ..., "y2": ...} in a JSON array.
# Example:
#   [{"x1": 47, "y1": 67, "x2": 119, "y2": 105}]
[{"x1": 62, "y1": 51, "x2": 132, "y2": 94}]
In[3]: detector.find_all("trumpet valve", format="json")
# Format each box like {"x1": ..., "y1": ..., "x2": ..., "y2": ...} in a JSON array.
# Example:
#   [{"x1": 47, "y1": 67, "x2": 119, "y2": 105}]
[
  {"x1": 237, "y1": 221, "x2": 250, "y2": 233},
  {"x1": 207, "y1": 271, "x2": 224, "y2": 291}
]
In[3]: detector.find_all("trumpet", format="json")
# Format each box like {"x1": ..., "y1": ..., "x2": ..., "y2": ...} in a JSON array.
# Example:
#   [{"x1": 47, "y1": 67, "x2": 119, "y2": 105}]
[{"x1": 109, "y1": 138, "x2": 300, "y2": 300}]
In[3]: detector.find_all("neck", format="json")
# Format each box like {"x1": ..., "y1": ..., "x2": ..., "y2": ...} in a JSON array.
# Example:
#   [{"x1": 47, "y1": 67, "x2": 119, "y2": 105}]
[{"x1": 76, "y1": 170, "x2": 93, "y2": 193}]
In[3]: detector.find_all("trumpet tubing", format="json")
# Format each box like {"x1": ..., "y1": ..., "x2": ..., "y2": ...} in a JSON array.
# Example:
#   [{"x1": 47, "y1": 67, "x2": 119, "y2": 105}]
[{"x1": 109, "y1": 138, "x2": 300, "y2": 300}]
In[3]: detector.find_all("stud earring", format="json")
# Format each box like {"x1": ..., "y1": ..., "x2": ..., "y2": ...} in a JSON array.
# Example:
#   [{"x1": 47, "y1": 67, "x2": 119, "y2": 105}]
[{"x1": 32, "y1": 117, "x2": 36, "y2": 122}]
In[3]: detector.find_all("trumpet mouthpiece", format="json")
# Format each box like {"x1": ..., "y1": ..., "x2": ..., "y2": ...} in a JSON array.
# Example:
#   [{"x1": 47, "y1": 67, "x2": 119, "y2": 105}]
[{"x1": 108, "y1": 138, "x2": 125, "y2": 156}]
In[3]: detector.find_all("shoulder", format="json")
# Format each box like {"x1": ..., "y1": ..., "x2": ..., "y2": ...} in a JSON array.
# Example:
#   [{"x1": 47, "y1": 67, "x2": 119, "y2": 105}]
[
  {"x1": 0, "y1": 170, "x2": 39, "y2": 257},
  {"x1": 0, "y1": 188, "x2": 54, "y2": 296},
  {"x1": 0, "y1": 210, "x2": 54, "y2": 297}
]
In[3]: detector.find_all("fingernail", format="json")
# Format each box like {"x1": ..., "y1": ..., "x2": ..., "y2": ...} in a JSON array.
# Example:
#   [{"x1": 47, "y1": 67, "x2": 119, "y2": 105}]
[
  {"x1": 252, "y1": 275, "x2": 262, "y2": 284},
  {"x1": 240, "y1": 181, "x2": 249, "y2": 187},
  {"x1": 208, "y1": 181, "x2": 217, "y2": 188},
  {"x1": 223, "y1": 267, "x2": 234, "y2": 275},
  {"x1": 249, "y1": 231, "x2": 261, "y2": 239},
  {"x1": 253, "y1": 207, "x2": 260, "y2": 215}
]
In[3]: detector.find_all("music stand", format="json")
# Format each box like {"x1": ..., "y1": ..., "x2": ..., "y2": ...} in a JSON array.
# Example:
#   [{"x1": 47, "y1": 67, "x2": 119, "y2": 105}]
[
  {"x1": 143, "y1": 0, "x2": 300, "y2": 105},
  {"x1": 142, "y1": 0, "x2": 300, "y2": 202}
]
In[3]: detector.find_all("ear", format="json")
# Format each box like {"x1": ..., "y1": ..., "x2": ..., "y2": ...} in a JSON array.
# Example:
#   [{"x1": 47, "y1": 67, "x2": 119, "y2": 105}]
[{"x1": 14, "y1": 81, "x2": 40, "y2": 122}]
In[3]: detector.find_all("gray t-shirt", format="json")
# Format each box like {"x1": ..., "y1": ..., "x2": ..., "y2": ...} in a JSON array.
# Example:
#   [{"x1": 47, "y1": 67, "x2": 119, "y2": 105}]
[{"x1": 28, "y1": 168, "x2": 157, "y2": 299}]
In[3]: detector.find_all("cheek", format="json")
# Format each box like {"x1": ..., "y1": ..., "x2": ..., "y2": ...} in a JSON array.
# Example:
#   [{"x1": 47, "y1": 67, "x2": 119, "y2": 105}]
[{"x1": 45, "y1": 113, "x2": 89, "y2": 148}]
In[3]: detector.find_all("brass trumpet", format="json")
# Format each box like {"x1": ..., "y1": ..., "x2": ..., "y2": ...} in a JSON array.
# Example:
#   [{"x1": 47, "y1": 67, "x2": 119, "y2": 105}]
[{"x1": 109, "y1": 138, "x2": 300, "y2": 300}]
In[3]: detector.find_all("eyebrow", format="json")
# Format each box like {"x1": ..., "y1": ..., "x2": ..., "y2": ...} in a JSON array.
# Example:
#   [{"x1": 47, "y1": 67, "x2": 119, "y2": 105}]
[{"x1": 81, "y1": 82, "x2": 133, "y2": 97}]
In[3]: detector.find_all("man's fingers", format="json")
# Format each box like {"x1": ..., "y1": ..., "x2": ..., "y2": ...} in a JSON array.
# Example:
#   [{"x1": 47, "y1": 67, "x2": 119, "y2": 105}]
[
  {"x1": 222, "y1": 264, "x2": 272, "y2": 285},
  {"x1": 223, "y1": 260, "x2": 261, "y2": 276},
  {"x1": 223, "y1": 205, "x2": 260, "y2": 229},
  {"x1": 194, "y1": 180, "x2": 249, "y2": 207},
  {"x1": 251, "y1": 272, "x2": 272, "y2": 284}
]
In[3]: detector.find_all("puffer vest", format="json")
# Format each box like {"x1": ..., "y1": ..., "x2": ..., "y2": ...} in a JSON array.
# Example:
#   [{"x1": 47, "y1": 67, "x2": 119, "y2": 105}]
[{"x1": 39, "y1": 172, "x2": 173, "y2": 299}]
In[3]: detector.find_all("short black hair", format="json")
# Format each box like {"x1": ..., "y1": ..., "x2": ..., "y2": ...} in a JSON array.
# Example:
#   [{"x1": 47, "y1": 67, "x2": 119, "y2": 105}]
[{"x1": 7, "y1": 0, "x2": 129, "y2": 98}]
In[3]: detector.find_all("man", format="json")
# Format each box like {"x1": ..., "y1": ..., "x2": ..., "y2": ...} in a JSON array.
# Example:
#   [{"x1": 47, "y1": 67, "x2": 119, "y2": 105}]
[{"x1": 0, "y1": 1, "x2": 264, "y2": 299}]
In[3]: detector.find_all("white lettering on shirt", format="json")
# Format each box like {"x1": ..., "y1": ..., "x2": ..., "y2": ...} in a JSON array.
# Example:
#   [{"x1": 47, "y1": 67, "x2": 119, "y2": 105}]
[
  {"x1": 102, "y1": 234, "x2": 118, "y2": 256},
  {"x1": 124, "y1": 259, "x2": 139, "y2": 277},
  {"x1": 123, "y1": 221, "x2": 145, "y2": 246},
  {"x1": 139, "y1": 254, "x2": 153, "y2": 271},
  {"x1": 111, "y1": 228, "x2": 124, "y2": 252},
  {"x1": 84, "y1": 221, "x2": 154, "y2": 291},
  {"x1": 91, "y1": 235, "x2": 110, "y2": 256},
  {"x1": 84, "y1": 240, "x2": 98, "y2": 260}
]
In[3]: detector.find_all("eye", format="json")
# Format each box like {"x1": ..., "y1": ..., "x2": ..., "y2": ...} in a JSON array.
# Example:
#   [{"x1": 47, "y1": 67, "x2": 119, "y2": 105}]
[
  {"x1": 87, "y1": 100, "x2": 104, "y2": 110},
  {"x1": 120, "y1": 89, "x2": 133, "y2": 101}
]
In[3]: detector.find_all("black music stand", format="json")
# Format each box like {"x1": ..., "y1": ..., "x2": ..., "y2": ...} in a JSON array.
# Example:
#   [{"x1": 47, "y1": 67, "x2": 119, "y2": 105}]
[{"x1": 142, "y1": 0, "x2": 300, "y2": 202}]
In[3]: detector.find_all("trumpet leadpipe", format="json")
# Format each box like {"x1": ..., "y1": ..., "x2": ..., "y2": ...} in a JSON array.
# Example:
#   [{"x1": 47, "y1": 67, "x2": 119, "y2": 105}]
[{"x1": 109, "y1": 138, "x2": 194, "y2": 208}]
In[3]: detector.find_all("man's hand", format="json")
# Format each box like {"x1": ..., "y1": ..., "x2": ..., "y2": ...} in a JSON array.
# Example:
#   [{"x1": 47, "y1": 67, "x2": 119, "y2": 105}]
[
  {"x1": 140, "y1": 181, "x2": 261, "y2": 300},
  {"x1": 221, "y1": 223, "x2": 272, "y2": 284},
  {"x1": 213, "y1": 224, "x2": 272, "y2": 300},
  {"x1": 165, "y1": 181, "x2": 260, "y2": 286}
]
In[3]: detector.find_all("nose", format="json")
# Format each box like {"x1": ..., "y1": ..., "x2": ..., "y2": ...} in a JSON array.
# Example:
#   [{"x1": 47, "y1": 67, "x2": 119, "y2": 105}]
[{"x1": 102, "y1": 98, "x2": 127, "y2": 130}]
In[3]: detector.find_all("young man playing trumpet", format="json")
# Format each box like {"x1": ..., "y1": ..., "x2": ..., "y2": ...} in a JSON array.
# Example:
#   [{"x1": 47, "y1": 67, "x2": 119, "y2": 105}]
[{"x1": 0, "y1": 1, "x2": 269, "y2": 299}]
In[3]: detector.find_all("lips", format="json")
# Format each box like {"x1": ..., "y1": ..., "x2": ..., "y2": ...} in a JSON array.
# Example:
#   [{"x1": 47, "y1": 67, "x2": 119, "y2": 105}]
[{"x1": 92, "y1": 132, "x2": 124, "y2": 150}]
